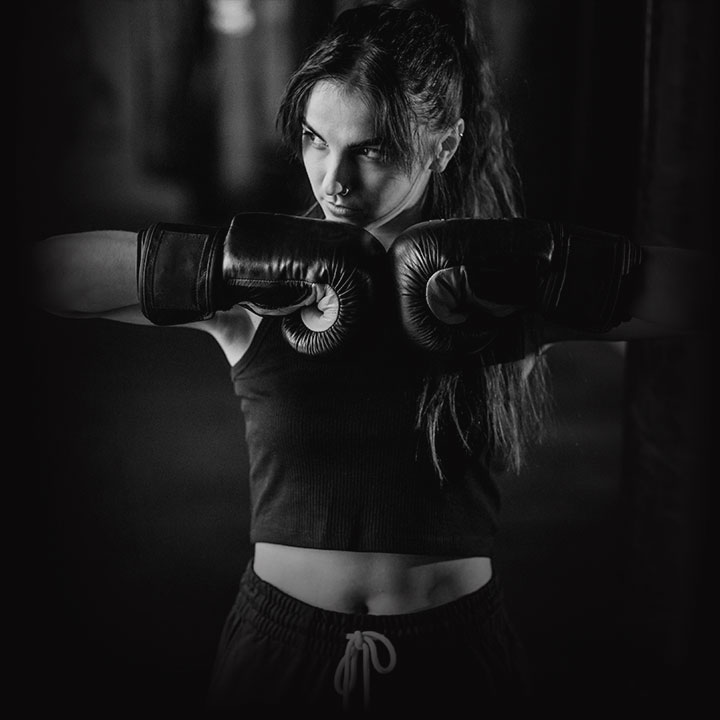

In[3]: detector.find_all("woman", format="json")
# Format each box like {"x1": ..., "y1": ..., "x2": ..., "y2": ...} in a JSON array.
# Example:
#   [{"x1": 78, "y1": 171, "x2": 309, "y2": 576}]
[{"x1": 32, "y1": 1, "x2": 705, "y2": 714}]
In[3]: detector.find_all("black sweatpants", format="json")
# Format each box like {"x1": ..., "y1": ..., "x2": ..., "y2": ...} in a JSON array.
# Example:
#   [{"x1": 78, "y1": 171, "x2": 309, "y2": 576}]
[{"x1": 206, "y1": 560, "x2": 531, "y2": 715}]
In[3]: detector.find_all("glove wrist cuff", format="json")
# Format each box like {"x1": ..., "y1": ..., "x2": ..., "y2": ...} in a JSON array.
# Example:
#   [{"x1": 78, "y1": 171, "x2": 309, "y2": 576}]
[
  {"x1": 137, "y1": 222, "x2": 226, "y2": 325},
  {"x1": 539, "y1": 223, "x2": 643, "y2": 332}
]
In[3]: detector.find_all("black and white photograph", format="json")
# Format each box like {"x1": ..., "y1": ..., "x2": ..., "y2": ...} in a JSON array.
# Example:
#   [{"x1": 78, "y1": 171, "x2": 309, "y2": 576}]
[{"x1": 19, "y1": 0, "x2": 714, "y2": 715}]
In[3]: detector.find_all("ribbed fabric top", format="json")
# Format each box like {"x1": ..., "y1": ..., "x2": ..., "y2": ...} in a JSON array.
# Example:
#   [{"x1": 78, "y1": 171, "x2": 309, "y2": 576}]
[{"x1": 230, "y1": 317, "x2": 502, "y2": 557}]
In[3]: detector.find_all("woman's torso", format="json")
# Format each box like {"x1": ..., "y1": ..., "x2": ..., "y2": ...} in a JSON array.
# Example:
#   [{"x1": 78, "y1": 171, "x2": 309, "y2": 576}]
[
  {"x1": 253, "y1": 542, "x2": 492, "y2": 614},
  {"x1": 216, "y1": 308, "x2": 499, "y2": 614}
]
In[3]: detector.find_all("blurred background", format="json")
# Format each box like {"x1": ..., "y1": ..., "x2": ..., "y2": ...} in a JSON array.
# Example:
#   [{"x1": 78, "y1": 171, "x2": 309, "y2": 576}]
[{"x1": 18, "y1": 0, "x2": 714, "y2": 715}]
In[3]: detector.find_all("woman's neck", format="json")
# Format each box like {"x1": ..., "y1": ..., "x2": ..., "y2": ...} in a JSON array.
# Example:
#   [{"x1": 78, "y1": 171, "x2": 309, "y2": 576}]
[{"x1": 366, "y1": 201, "x2": 426, "y2": 250}]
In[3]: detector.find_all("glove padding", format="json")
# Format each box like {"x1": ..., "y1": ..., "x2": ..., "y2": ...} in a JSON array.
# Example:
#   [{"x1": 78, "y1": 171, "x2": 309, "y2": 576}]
[
  {"x1": 138, "y1": 213, "x2": 384, "y2": 355},
  {"x1": 389, "y1": 218, "x2": 643, "y2": 356}
]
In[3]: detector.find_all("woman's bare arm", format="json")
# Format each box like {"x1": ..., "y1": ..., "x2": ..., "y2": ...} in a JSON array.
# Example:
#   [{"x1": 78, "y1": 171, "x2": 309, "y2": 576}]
[
  {"x1": 31, "y1": 230, "x2": 145, "y2": 321},
  {"x1": 30, "y1": 229, "x2": 259, "y2": 363}
]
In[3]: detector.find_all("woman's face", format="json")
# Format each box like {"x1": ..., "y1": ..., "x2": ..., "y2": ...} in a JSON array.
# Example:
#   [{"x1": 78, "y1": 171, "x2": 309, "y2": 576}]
[{"x1": 301, "y1": 80, "x2": 433, "y2": 248}]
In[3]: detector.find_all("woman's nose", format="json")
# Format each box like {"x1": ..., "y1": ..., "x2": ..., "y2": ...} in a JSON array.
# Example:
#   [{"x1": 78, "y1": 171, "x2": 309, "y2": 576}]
[
  {"x1": 323, "y1": 176, "x2": 344, "y2": 197},
  {"x1": 321, "y1": 154, "x2": 351, "y2": 197}
]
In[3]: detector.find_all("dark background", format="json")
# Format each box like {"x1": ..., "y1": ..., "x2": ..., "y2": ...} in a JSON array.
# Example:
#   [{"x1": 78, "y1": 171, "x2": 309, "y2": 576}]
[{"x1": 17, "y1": 0, "x2": 715, "y2": 715}]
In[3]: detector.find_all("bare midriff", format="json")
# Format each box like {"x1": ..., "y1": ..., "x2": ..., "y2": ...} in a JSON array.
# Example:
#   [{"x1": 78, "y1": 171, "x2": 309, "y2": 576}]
[{"x1": 253, "y1": 542, "x2": 493, "y2": 615}]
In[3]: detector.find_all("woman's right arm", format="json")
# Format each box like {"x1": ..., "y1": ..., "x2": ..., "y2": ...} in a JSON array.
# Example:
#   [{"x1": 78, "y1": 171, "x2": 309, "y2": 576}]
[
  {"x1": 30, "y1": 230, "x2": 260, "y2": 364},
  {"x1": 31, "y1": 230, "x2": 146, "y2": 322}
]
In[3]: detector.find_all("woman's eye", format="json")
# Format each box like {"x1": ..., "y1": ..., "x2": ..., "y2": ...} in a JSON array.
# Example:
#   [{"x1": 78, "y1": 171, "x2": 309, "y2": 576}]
[
  {"x1": 358, "y1": 146, "x2": 382, "y2": 160},
  {"x1": 301, "y1": 129, "x2": 326, "y2": 149}
]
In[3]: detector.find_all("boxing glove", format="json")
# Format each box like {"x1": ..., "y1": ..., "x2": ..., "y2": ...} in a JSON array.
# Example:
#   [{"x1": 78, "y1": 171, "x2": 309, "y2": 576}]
[
  {"x1": 138, "y1": 213, "x2": 384, "y2": 355},
  {"x1": 390, "y1": 218, "x2": 643, "y2": 356}
]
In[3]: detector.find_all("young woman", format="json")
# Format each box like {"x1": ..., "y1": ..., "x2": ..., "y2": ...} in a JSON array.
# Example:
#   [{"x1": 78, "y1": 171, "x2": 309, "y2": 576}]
[{"x1": 32, "y1": 1, "x2": 705, "y2": 714}]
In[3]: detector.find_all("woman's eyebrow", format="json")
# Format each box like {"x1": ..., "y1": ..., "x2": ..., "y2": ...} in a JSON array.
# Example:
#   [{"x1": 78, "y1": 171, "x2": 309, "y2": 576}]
[
  {"x1": 301, "y1": 119, "x2": 325, "y2": 141},
  {"x1": 348, "y1": 136, "x2": 383, "y2": 150},
  {"x1": 301, "y1": 118, "x2": 381, "y2": 149}
]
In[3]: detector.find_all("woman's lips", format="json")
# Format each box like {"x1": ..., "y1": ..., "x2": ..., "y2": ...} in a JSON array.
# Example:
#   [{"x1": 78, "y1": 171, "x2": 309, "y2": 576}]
[{"x1": 323, "y1": 201, "x2": 364, "y2": 220}]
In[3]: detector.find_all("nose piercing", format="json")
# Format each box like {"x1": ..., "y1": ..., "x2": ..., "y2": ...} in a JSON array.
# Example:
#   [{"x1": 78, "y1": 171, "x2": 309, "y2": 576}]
[{"x1": 340, "y1": 186, "x2": 349, "y2": 197}]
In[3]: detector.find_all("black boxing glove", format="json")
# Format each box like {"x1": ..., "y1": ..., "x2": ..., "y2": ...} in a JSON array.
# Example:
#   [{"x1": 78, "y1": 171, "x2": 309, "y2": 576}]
[
  {"x1": 389, "y1": 218, "x2": 643, "y2": 356},
  {"x1": 138, "y1": 213, "x2": 384, "y2": 355}
]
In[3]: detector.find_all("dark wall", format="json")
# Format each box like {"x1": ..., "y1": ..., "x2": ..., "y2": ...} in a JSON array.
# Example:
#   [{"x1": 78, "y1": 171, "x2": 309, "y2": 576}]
[{"x1": 621, "y1": 0, "x2": 716, "y2": 705}]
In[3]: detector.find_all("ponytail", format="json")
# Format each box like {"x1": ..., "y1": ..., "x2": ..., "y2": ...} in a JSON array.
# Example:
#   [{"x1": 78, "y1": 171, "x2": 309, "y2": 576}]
[
  {"x1": 390, "y1": 2, "x2": 548, "y2": 481},
  {"x1": 397, "y1": 0, "x2": 523, "y2": 219}
]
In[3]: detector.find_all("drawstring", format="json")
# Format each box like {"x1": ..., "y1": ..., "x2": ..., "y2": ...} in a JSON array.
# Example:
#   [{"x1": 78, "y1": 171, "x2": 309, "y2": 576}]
[{"x1": 333, "y1": 630, "x2": 397, "y2": 711}]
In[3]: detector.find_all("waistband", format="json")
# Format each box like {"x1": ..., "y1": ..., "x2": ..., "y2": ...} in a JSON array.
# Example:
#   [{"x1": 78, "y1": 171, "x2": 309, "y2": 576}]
[{"x1": 234, "y1": 559, "x2": 504, "y2": 655}]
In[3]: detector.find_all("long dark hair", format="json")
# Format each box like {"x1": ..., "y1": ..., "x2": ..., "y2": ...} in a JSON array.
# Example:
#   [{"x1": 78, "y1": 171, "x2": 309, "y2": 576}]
[{"x1": 277, "y1": 0, "x2": 551, "y2": 479}]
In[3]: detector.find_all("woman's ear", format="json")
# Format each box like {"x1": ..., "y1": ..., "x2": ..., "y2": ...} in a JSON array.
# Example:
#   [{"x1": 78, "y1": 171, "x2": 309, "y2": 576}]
[{"x1": 429, "y1": 118, "x2": 465, "y2": 173}]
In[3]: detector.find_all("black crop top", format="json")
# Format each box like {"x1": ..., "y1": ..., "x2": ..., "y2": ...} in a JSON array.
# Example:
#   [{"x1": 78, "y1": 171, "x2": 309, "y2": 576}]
[{"x1": 230, "y1": 317, "x2": 505, "y2": 557}]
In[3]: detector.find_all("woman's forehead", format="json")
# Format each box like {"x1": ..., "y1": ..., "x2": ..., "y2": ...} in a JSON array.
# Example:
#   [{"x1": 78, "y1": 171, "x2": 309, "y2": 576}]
[{"x1": 304, "y1": 80, "x2": 378, "y2": 143}]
